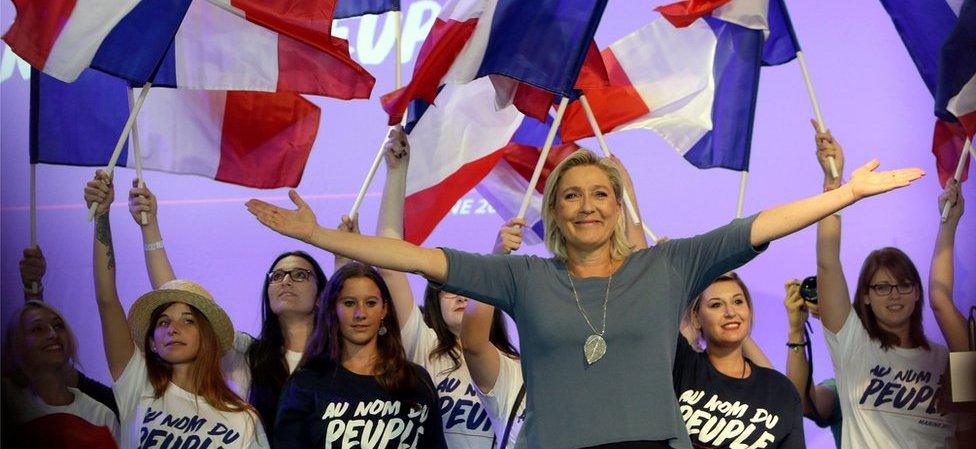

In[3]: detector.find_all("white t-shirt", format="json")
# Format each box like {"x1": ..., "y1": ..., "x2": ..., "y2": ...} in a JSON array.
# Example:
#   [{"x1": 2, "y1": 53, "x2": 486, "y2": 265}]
[
  {"x1": 3, "y1": 379, "x2": 121, "y2": 449},
  {"x1": 222, "y1": 332, "x2": 303, "y2": 400},
  {"x1": 471, "y1": 353, "x2": 526, "y2": 449},
  {"x1": 402, "y1": 305, "x2": 496, "y2": 449},
  {"x1": 824, "y1": 310, "x2": 955, "y2": 449},
  {"x1": 113, "y1": 350, "x2": 270, "y2": 449}
]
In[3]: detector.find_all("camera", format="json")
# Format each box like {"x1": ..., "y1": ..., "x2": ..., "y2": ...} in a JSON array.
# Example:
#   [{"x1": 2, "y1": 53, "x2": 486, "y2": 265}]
[{"x1": 799, "y1": 276, "x2": 818, "y2": 304}]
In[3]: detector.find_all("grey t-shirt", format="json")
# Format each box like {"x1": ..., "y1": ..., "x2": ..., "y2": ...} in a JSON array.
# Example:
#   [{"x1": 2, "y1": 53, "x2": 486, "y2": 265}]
[{"x1": 440, "y1": 215, "x2": 765, "y2": 449}]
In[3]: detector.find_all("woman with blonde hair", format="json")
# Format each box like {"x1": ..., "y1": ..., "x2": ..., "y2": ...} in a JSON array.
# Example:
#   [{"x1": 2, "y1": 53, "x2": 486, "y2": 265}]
[
  {"x1": 247, "y1": 145, "x2": 922, "y2": 448},
  {"x1": 85, "y1": 171, "x2": 268, "y2": 449}
]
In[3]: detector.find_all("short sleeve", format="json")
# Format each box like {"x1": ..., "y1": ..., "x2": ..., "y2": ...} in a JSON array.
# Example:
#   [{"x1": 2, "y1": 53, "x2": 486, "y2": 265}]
[
  {"x1": 222, "y1": 332, "x2": 254, "y2": 399},
  {"x1": 77, "y1": 371, "x2": 120, "y2": 422},
  {"x1": 246, "y1": 417, "x2": 271, "y2": 449},
  {"x1": 439, "y1": 249, "x2": 531, "y2": 315},
  {"x1": 272, "y1": 377, "x2": 315, "y2": 449},
  {"x1": 661, "y1": 214, "x2": 767, "y2": 306},
  {"x1": 779, "y1": 389, "x2": 807, "y2": 449},
  {"x1": 112, "y1": 349, "x2": 150, "y2": 424},
  {"x1": 822, "y1": 308, "x2": 867, "y2": 366},
  {"x1": 401, "y1": 303, "x2": 439, "y2": 365},
  {"x1": 474, "y1": 354, "x2": 521, "y2": 420},
  {"x1": 672, "y1": 336, "x2": 700, "y2": 383}
]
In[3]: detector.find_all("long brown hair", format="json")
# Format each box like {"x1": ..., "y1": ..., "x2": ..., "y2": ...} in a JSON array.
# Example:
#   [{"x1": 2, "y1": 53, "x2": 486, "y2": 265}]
[
  {"x1": 853, "y1": 247, "x2": 929, "y2": 351},
  {"x1": 145, "y1": 302, "x2": 253, "y2": 413},
  {"x1": 303, "y1": 263, "x2": 422, "y2": 396},
  {"x1": 422, "y1": 283, "x2": 520, "y2": 375}
]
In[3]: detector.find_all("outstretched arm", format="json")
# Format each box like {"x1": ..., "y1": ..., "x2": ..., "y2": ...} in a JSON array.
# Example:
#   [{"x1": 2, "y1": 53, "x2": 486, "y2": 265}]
[
  {"x1": 374, "y1": 126, "x2": 417, "y2": 327},
  {"x1": 929, "y1": 180, "x2": 968, "y2": 352},
  {"x1": 248, "y1": 191, "x2": 448, "y2": 282},
  {"x1": 750, "y1": 159, "x2": 923, "y2": 247},
  {"x1": 129, "y1": 180, "x2": 175, "y2": 288},
  {"x1": 464, "y1": 219, "x2": 523, "y2": 392},
  {"x1": 20, "y1": 246, "x2": 46, "y2": 302},
  {"x1": 86, "y1": 171, "x2": 135, "y2": 381}
]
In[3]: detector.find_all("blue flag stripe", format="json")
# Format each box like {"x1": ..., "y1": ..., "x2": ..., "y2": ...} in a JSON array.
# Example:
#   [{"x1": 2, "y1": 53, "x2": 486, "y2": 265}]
[
  {"x1": 90, "y1": 0, "x2": 192, "y2": 85},
  {"x1": 879, "y1": 0, "x2": 958, "y2": 97},
  {"x1": 335, "y1": 0, "x2": 400, "y2": 19}
]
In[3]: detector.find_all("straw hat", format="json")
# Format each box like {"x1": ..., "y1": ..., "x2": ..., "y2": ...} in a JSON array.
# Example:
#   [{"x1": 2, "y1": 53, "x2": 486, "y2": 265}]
[{"x1": 127, "y1": 280, "x2": 234, "y2": 354}]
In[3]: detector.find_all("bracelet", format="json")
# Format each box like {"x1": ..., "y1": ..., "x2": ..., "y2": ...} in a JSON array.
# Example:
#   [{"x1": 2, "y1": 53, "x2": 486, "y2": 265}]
[
  {"x1": 144, "y1": 240, "x2": 164, "y2": 252},
  {"x1": 823, "y1": 182, "x2": 842, "y2": 192},
  {"x1": 786, "y1": 341, "x2": 809, "y2": 352}
]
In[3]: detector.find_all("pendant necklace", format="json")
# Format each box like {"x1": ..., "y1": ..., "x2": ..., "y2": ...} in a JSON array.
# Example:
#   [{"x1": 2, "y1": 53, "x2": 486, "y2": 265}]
[{"x1": 567, "y1": 266, "x2": 613, "y2": 365}]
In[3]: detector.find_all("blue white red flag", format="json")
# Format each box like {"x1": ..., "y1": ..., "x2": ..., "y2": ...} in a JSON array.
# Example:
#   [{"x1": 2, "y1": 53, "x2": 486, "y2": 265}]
[
  {"x1": 4, "y1": 0, "x2": 374, "y2": 98},
  {"x1": 563, "y1": 0, "x2": 798, "y2": 171},
  {"x1": 880, "y1": 0, "x2": 970, "y2": 185},
  {"x1": 335, "y1": 0, "x2": 400, "y2": 19},
  {"x1": 31, "y1": 69, "x2": 320, "y2": 188},
  {"x1": 382, "y1": 0, "x2": 608, "y2": 124}
]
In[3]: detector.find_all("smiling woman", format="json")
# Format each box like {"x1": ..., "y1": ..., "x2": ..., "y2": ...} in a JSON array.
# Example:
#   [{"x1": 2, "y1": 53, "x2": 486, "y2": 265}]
[{"x1": 246, "y1": 142, "x2": 923, "y2": 448}]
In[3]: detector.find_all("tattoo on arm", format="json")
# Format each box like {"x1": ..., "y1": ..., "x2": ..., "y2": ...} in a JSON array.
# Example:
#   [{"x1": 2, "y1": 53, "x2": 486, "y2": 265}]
[{"x1": 96, "y1": 214, "x2": 115, "y2": 270}]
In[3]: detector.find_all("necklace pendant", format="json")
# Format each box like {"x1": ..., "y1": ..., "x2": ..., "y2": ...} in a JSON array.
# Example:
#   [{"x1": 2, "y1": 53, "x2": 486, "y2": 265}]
[{"x1": 584, "y1": 334, "x2": 607, "y2": 365}]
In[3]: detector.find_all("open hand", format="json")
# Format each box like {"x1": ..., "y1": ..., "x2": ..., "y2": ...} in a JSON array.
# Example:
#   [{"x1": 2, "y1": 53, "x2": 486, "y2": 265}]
[
  {"x1": 246, "y1": 190, "x2": 319, "y2": 242},
  {"x1": 84, "y1": 170, "x2": 114, "y2": 217},
  {"x1": 939, "y1": 179, "x2": 964, "y2": 223},
  {"x1": 128, "y1": 179, "x2": 158, "y2": 226},
  {"x1": 847, "y1": 159, "x2": 924, "y2": 200}
]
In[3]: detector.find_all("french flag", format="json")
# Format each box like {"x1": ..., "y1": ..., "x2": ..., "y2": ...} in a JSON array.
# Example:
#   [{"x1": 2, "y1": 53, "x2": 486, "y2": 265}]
[
  {"x1": 880, "y1": 0, "x2": 971, "y2": 185},
  {"x1": 382, "y1": 0, "x2": 608, "y2": 125},
  {"x1": 402, "y1": 77, "x2": 525, "y2": 244},
  {"x1": 381, "y1": 0, "x2": 488, "y2": 125},
  {"x1": 935, "y1": 0, "x2": 975, "y2": 146},
  {"x1": 476, "y1": 120, "x2": 580, "y2": 246},
  {"x1": 31, "y1": 69, "x2": 320, "y2": 189},
  {"x1": 4, "y1": 0, "x2": 374, "y2": 98},
  {"x1": 562, "y1": 0, "x2": 798, "y2": 171}
]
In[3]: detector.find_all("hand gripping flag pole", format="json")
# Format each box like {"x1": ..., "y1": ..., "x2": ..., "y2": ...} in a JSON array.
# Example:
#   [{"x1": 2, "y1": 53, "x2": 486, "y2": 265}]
[
  {"x1": 942, "y1": 138, "x2": 972, "y2": 221},
  {"x1": 86, "y1": 81, "x2": 152, "y2": 221}
]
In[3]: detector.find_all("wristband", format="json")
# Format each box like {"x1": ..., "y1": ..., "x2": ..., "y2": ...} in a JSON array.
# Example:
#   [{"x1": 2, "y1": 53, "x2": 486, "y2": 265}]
[
  {"x1": 144, "y1": 240, "x2": 164, "y2": 252},
  {"x1": 786, "y1": 340, "x2": 809, "y2": 352}
]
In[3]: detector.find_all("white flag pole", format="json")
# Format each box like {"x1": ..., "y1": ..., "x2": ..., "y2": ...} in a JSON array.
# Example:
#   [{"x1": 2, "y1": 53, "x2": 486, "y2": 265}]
[
  {"x1": 796, "y1": 51, "x2": 838, "y2": 179},
  {"x1": 578, "y1": 95, "x2": 658, "y2": 243},
  {"x1": 942, "y1": 138, "x2": 972, "y2": 221},
  {"x1": 349, "y1": 10, "x2": 406, "y2": 221},
  {"x1": 87, "y1": 82, "x2": 152, "y2": 221},
  {"x1": 128, "y1": 87, "x2": 148, "y2": 225},
  {"x1": 736, "y1": 171, "x2": 748, "y2": 218},
  {"x1": 29, "y1": 163, "x2": 38, "y2": 294},
  {"x1": 517, "y1": 97, "x2": 570, "y2": 219}
]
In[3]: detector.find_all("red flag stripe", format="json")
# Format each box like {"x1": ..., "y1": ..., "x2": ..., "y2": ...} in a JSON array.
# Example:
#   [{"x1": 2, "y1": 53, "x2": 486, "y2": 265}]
[{"x1": 655, "y1": 0, "x2": 733, "y2": 28}]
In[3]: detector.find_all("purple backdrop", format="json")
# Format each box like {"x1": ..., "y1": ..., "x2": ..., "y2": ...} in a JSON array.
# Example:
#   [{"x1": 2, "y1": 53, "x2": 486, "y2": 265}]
[{"x1": 1, "y1": 2, "x2": 973, "y2": 447}]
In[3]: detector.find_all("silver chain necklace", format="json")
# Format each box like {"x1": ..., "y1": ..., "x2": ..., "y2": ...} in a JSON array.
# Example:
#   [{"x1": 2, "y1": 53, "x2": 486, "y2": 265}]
[{"x1": 567, "y1": 269, "x2": 613, "y2": 365}]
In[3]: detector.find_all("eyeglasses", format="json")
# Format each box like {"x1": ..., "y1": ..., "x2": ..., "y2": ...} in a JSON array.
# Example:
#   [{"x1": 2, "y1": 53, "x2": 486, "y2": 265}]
[
  {"x1": 869, "y1": 283, "x2": 914, "y2": 296},
  {"x1": 268, "y1": 268, "x2": 314, "y2": 284}
]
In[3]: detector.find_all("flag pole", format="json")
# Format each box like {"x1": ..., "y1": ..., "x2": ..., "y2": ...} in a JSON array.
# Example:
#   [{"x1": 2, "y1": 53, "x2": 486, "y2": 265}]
[
  {"x1": 796, "y1": 51, "x2": 838, "y2": 179},
  {"x1": 87, "y1": 81, "x2": 152, "y2": 221},
  {"x1": 349, "y1": 10, "x2": 406, "y2": 221},
  {"x1": 736, "y1": 170, "x2": 748, "y2": 218},
  {"x1": 29, "y1": 163, "x2": 38, "y2": 294},
  {"x1": 518, "y1": 97, "x2": 570, "y2": 219},
  {"x1": 578, "y1": 95, "x2": 658, "y2": 243},
  {"x1": 942, "y1": 138, "x2": 972, "y2": 221},
  {"x1": 128, "y1": 87, "x2": 148, "y2": 225}
]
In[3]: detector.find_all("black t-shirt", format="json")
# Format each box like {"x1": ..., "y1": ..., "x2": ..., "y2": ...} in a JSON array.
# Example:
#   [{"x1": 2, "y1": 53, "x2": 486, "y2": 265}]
[
  {"x1": 672, "y1": 339, "x2": 805, "y2": 449},
  {"x1": 274, "y1": 357, "x2": 448, "y2": 449}
]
